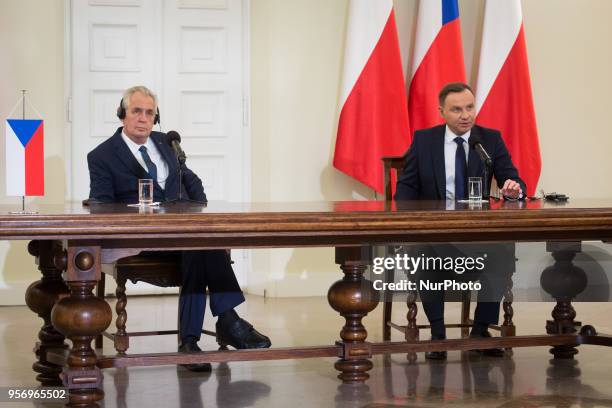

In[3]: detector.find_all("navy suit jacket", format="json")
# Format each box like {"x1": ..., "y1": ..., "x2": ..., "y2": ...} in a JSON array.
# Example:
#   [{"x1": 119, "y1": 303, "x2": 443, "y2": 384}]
[
  {"x1": 394, "y1": 125, "x2": 520, "y2": 313},
  {"x1": 395, "y1": 125, "x2": 526, "y2": 200},
  {"x1": 87, "y1": 127, "x2": 206, "y2": 204},
  {"x1": 86, "y1": 128, "x2": 241, "y2": 307}
]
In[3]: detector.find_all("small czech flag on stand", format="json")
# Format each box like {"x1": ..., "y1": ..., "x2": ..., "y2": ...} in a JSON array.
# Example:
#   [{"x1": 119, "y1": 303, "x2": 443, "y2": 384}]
[{"x1": 5, "y1": 119, "x2": 44, "y2": 196}]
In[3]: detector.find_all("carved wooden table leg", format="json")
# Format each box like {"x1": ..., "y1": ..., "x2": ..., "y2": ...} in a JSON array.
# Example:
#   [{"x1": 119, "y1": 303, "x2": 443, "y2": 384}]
[
  {"x1": 25, "y1": 240, "x2": 70, "y2": 386},
  {"x1": 329, "y1": 247, "x2": 379, "y2": 384},
  {"x1": 51, "y1": 245, "x2": 112, "y2": 407},
  {"x1": 405, "y1": 289, "x2": 418, "y2": 363},
  {"x1": 381, "y1": 265, "x2": 393, "y2": 342},
  {"x1": 94, "y1": 274, "x2": 106, "y2": 350},
  {"x1": 501, "y1": 271, "x2": 516, "y2": 352},
  {"x1": 114, "y1": 276, "x2": 129, "y2": 354},
  {"x1": 541, "y1": 242, "x2": 586, "y2": 359},
  {"x1": 460, "y1": 290, "x2": 471, "y2": 339}
]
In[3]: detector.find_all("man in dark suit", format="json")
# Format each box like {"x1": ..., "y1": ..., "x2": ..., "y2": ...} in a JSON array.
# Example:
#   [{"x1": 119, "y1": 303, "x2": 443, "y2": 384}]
[
  {"x1": 87, "y1": 85, "x2": 271, "y2": 371},
  {"x1": 395, "y1": 82, "x2": 525, "y2": 359}
]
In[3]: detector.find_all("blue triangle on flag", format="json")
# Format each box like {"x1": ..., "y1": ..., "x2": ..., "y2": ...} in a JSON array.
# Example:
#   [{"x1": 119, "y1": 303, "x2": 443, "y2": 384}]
[
  {"x1": 442, "y1": 0, "x2": 460, "y2": 25},
  {"x1": 7, "y1": 119, "x2": 42, "y2": 147}
]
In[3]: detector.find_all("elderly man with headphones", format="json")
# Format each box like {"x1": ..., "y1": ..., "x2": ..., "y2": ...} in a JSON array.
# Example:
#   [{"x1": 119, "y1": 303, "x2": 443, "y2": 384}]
[{"x1": 87, "y1": 85, "x2": 271, "y2": 372}]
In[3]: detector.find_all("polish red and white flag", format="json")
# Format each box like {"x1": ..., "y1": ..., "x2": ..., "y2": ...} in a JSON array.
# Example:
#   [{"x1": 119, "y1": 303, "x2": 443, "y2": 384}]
[
  {"x1": 475, "y1": 0, "x2": 541, "y2": 196},
  {"x1": 333, "y1": 0, "x2": 410, "y2": 194}
]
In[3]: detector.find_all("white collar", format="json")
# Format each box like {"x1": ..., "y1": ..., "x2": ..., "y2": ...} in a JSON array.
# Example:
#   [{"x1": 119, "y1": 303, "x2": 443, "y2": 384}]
[
  {"x1": 444, "y1": 125, "x2": 471, "y2": 144},
  {"x1": 121, "y1": 130, "x2": 154, "y2": 151}
]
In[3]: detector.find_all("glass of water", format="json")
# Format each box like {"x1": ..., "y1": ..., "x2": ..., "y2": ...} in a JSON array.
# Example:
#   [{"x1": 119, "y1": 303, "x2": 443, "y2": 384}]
[
  {"x1": 468, "y1": 177, "x2": 482, "y2": 203},
  {"x1": 138, "y1": 179, "x2": 153, "y2": 205}
]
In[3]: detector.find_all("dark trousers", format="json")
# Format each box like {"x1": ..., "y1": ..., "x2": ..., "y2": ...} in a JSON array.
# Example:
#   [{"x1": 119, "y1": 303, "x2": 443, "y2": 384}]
[
  {"x1": 179, "y1": 250, "x2": 245, "y2": 340},
  {"x1": 414, "y1": 243, "x2": 515, "y2": 329}
]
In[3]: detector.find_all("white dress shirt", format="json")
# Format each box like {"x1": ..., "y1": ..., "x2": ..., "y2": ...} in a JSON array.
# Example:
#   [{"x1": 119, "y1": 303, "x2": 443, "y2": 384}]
[
  {"x1": 443, "y1": 125, "x2": 470, "y2": 201},
  {"x1": 121, "y1": 132, "x2": 169, "y2": 189}
]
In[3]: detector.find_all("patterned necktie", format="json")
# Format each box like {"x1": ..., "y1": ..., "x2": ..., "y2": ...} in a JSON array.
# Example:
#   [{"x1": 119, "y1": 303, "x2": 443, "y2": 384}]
[
  {"x1": 139, "y1": 145, "x2": 158, "y2": 183},
  {"x1": 454, "y1": 137, "x2": 467, "y2": 200}
]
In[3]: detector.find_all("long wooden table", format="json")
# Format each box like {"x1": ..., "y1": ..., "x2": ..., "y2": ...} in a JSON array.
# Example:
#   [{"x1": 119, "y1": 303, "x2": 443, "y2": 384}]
[{"x1": 3, "y1": 199, "x2": 612, "y2": 407}]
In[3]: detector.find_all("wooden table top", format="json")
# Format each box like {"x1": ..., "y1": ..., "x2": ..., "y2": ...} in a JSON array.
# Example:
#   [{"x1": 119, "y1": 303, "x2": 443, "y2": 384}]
[{"x1": 1, "y1": 199, "x2": 612, "y2": 246}]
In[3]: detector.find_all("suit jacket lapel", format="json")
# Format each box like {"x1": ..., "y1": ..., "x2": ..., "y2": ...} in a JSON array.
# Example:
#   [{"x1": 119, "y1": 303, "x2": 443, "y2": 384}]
[
  {"x1": 110, "y1": 128, "x2": 149, "y2": 180},
  {"x1": 431, "y1": 126, "x2": 446, "y2": 199}
]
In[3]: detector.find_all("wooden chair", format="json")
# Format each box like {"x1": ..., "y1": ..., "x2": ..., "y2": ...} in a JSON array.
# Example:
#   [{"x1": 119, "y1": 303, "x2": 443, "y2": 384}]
[
  {"x1": 94, "y1": 252, "x2": 214, "y2": 353},
  {"x1": 380, "y1": 156, "x2": 515, "y2": 343},
  {"x1": 86, "y1": 200, "x2": 216, "y2": 353}
]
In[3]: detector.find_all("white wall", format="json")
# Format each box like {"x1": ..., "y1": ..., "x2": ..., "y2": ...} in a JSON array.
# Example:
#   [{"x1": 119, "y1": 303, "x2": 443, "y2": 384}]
[
  {"x1": 249, "y1": 0, "x2": 355, "y2": 297},
  {"x1": 523, "y1": 0, "x2": 612, "y2": 197},
  {"x1": 0, "y1": 0, "x2": 65, "y2": 304}
]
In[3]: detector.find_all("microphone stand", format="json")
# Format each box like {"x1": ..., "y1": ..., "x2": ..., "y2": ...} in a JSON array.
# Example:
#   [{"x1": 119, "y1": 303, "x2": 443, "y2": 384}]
[
  {"x1": 471, "y1": 140, "x2": 493, "y2": 200},
  {"x1": 177, "y1": 152, "x2": 186, "y2": 201},
  {"x1": 483, "y1": 164, "x2": 491, "y2": 199}
]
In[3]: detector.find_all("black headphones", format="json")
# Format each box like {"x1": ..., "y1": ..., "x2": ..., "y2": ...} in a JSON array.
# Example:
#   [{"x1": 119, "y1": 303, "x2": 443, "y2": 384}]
[{"x1": 117, "y1": 97, "x2": 160, "y2": 125}]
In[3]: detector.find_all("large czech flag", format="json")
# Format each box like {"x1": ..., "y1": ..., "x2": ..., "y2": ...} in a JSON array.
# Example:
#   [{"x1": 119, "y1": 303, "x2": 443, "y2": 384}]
[{"x1": 5, "y1": 119, "x2": 44, "y2": 196}]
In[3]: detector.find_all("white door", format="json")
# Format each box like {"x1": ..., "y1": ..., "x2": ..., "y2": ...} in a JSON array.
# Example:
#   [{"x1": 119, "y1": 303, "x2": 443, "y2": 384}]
[{"x1": 69, "y1": 0, "x2": 250, "y2": 293}]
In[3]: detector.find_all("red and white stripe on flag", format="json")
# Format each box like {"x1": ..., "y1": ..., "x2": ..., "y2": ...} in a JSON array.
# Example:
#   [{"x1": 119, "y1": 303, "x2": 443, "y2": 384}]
[
  {"x1": 475, "y1": 0, "x2": 541, "y2": 196},
  {"x1": 333, "y1": 0, "x2": 410, "y2": 194},
  {"x1": 5, "y1": 119, "x2": 44, "y2": 196},
  {"x1": 408, "y1": 0, "x2": 466, "y2": 134}
]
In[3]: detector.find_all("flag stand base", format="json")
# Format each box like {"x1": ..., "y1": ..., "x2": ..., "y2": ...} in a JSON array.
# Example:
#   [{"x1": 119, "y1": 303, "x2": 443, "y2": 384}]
[{"x1": 8, "y1": 196, "x2": 38, "y2": 215}]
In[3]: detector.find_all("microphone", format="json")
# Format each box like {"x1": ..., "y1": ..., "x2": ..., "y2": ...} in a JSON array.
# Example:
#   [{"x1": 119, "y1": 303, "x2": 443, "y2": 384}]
[
  {"x1": 164, "y1": 130, "x2": 188, "y2": 202},
  {"x1": 468, "y1": 134, "x2": 492, "y2": 168},
  {"x1": 165, "y1": 130, "x2": 186, "y2": 164}
]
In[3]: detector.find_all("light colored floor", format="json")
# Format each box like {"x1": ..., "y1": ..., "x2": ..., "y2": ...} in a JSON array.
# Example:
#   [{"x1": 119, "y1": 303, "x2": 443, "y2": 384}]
[{"x1": 2, "y1": 296, "x2": 612, "y2": 407}]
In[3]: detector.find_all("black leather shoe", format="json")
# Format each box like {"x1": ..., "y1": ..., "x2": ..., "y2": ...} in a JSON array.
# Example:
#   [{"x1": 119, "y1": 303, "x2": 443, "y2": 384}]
[
  {"x1": 425, "y1": 335, "x2": 447, "y2": 360},
  {"x1": 216, "y1": 318, "x2": 271, "y2": 349},
  {"x1": 425, "y1": 350, "x2": 447, "y2": 360},
  {"x1": 469, "y1": 331, "x2": 505, "y2": 357},
  {"x1": 178, "y1": 339, "x2": 212, "y2": 372}
]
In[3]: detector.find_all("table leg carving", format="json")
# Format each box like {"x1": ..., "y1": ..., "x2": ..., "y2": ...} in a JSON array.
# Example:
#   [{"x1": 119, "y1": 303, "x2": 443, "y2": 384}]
[
  {"x1": 548, "y1": 301, "x2": 579, "y2": 359},
  {"x1": 460, "y1": 290, "x2": 471, "y2": 339},
  {"x1": 94, "y1": 274, "x2": 106, "y2": 350},
  {"x1": 501, "y1": 272, "x2": 516, "y2": 342},
  {"x1": 329, "y1": 247, "x2": 379, "y2": 384},
  {"x1": 114, "y1": 276, "x2": 129, "y2": 354},
  {"x1": 405, "y1": 289, "x2": 418, "y2": 363},
  {"x1": 25, "y1": 240, "x2": 70, "y2": 386},
  {"x1": 541, "y1": 242, "x2": 586, "y2": 359},
  {"x1": 382, "y1": 265, "x2": 393, "y2": 342},
  {"x1": 51, "y1": 246, "x2": 112, "y2": 407}
]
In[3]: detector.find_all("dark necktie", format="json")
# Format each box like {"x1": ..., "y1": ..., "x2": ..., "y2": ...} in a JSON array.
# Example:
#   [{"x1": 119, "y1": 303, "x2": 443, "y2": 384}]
[
  {"x1": 139, "y1": 145, "x2": 158, "y2": 183},
  {"x1": 454, "y1": 137, "x2": 467, "y2": 200}
]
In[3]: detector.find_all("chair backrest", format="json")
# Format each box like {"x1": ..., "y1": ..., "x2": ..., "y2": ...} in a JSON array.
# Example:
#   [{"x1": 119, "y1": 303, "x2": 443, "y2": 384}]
[{"x1": 381, "y1": 156, "x2": 405, "y2": 201}]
